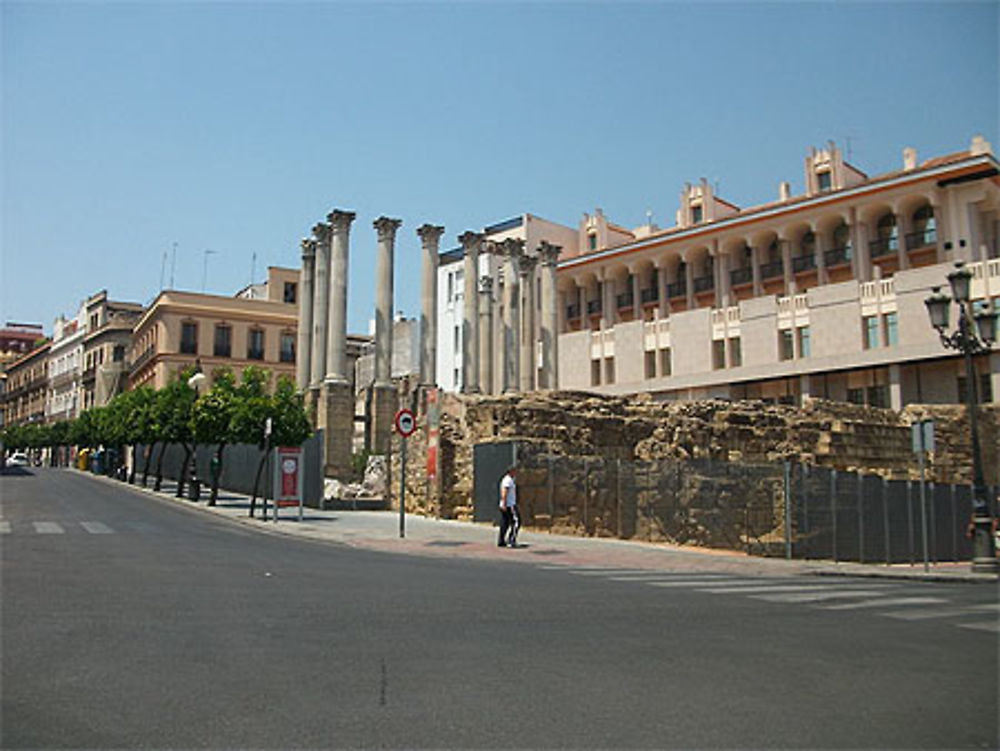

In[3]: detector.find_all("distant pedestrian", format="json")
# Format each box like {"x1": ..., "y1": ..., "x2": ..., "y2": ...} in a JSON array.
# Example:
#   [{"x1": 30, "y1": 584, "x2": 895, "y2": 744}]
[{"x1": 498, "y1": 465, "x2": 520, "y2": 547}]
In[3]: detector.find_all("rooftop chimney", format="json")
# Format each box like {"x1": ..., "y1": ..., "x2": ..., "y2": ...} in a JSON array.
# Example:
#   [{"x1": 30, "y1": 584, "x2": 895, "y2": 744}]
[
  {"x1": 779, "y1": 181, "x2": 791, "y2": 202},
  {"x1": 903, "y1": 147, "x2": 917, "y2": 171}
]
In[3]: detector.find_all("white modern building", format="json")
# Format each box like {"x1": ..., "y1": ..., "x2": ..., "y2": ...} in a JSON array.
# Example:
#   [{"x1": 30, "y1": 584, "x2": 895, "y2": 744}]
[{"x1": 46, "y1": 302, "x2": 87, "y2": 422}]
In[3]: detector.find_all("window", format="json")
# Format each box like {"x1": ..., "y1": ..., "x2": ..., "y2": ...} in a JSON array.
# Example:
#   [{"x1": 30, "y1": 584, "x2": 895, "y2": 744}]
[
  {"x1": 180, "y1": 322, "x2": 198, "y2": 355},
  {"x1": 214, "y1": 325, "x2": 231, "y2": 357},
  {"x1": 247, "y1": 329, "x2": 264, "y2": 360},
  {"x1": 712, "y1": 340, "x2": 726, "y2": 370},
  {"x1": 280, "y1": 333, "x2": 295, "y2": 363},
  {"x1": 863, "y1": 316, "x2": 879, "y2": 350},
  {"x1": 867, "y1": 385, "x2": 889, "y2": 409},
  {"x1": 588, "y1": 233, "x2": 597, "y2": 251},
  {"x1": 958, "y1": 374, "x2": 993, "y2": 404},
  {"x1": 797, "y1": 326, "x2": 811, "y2": 358},
  {"x1": 883, "y1": 313, "x2": 898, "y2": 347},
  {"x1": 283, "y1": 282, "x2": 297, "y2": 304},
  {"x1": 591, "y1": 359, "x2": 601, "y2": 386},
  {"x1": 817, "y1": 171, "x2": 832, "y2": 191},
  {"x1": 847, "y1": 387, "x2": 865, "y2": 405},
  {"x1": 604, "y1": 357, "x2": 615, "y2": 384},
  {"x1": 779, "y1": 330, "x2": 794, "y2": 361},
  {"x1": 113, "y1": 345, "x2": 125, "y2": 362},
  {"x1": 691, "y1": 205, "x2": 703, "y2": 224},
  {"x1": 660, "y1": 348, "x2": 672, "y2": 377},
  {"x1": 645, "y1": 350, "x2": 656, "y2": 379},
  {"x1": 729, "y1": 337, "x2": 742, "y2": 367},
  {"x1": 453, "y1": 325, "x2": 461, "y2": 353}
]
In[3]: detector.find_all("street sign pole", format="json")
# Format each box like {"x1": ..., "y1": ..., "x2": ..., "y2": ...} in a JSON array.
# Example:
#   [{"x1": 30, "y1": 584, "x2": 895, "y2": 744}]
[
  {"x1": 393, "y1": 408, "x2": 416, "y2": 540},
  {"x1": 912, "y1": 419, "x2": 935, "y2": 573}
]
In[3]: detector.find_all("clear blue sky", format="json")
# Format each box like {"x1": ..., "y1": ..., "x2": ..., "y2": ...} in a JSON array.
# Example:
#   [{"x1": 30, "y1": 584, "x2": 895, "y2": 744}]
[{"x1": 2, "y1": 1, "x2": 997, "y2": 334}]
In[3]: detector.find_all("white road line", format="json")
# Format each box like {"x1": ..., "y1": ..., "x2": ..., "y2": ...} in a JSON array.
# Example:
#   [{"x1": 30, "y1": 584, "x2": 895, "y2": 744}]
[
  {"x1": 881, "y1": 603, "x2": 1000, "y2": 621},
  {"x1": 80, "y1": 521, "x2": 114, "y2": 534},
  {"x1": 956, "y1": 621, "x2": 1000, "y2": 633},
  {"x1": 752, "y1": 590, "x2": 892, "y2": 603},
  {"x1": 0, "y1": 521, "x2": 10, "y2": 534},
  {"x1": 822, "y1": 597, "x2": 949, "y2": 610},
  {"x1": 646, "y1": 578, "x2": 769, "y2": 588},
  {"x1": 701, "y1": 583, "x2": 883, "y2": 594},
  {"x1": 606, "y1": 574, "x2": 767, "y2": 582},
  {"x1": 33, "y1": 522, "x2": 64, "y2": 534}
]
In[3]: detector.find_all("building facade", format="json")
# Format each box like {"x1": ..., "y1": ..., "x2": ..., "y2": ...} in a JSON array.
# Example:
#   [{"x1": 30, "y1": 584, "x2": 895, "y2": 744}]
[
  {"x1": 130, "y1": 267, "x2": 299, "y2": 391},
  {"x1": 47, "y1": 304, "x2": 86, "y2": 423},
  {"x1": 81, "y1": 291, "x2": 144, "y2": 410},
  {"x1": 2, "y1": 342, "x2": 51, "y2": 427},
  {"x1": 554, "y1": 136, "x2": 999, "y2": 408}
]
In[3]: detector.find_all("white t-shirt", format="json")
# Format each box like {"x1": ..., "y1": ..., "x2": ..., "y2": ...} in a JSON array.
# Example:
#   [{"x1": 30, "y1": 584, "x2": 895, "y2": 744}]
[{"x1": 499, "y1": 473, "x2": 517, "y2": 508}]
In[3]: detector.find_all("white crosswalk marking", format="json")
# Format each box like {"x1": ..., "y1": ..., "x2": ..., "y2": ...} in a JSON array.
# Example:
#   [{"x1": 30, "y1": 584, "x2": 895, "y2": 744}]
[
  {"x1": 702, "y1": 583, "x2": 885, "y2": 594},
  {"x1": 956, "y1": 621, "x2": 1000, "y2": 634},
  {"x1": 34, "y1": 522, "x2": 64, "y2": 534},
  {"x1": 753, "y1": 590, "x2": 892, "y2": 603},
  {"x1": 882, "y1": 603, "x2": 999, "y2": 621},
  {"x1": 0, "y1": 521, "x2": 10, "y2": 534},
  {"x1": 646, "y1": 578, "x2": 764, "y2": 588},
  {"x1": 822, "y1": 596, "x2": 949, "y2": 610},
  {"x1": 80, "y1": 521, "x2": 114, "y2": 534}
]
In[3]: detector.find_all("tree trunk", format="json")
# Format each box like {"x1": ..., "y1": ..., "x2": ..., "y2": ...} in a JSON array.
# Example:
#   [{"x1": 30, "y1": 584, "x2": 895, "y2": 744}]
[
  {"x1": 153, "y1": 443, "x2": 166, "y2": 491},
  {"x1": 142, "y1": 443, "x2": 156, "y2": 487},
  {"x1": 128, "y1": 444, "x2": 139, "y2": 484},
  {"x1": 249, "y1": 451, "x2": 267, "y2": 518},
  {"x1": 176, "y1": 445, "x2": 191, "y2": 498},
  {"x1": 209, "y1": 443, "x2": 225, "y2": 506}
]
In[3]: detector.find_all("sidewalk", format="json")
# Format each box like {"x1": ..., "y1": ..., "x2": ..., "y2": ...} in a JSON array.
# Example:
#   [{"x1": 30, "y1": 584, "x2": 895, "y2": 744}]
[{"x1": 97, "y1": 471, "x2": 998, "y2": 584}]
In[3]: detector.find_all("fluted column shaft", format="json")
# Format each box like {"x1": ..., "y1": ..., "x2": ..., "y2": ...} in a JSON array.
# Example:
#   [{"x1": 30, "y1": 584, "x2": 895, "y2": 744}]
[
  {"x1": 478, "y1": 276, "x2": 494, "y2": 395},
  {"x1": 501, "y1": 239, "x2": 522, "y2": 393},
  {"x1": 539, "y1": 242, "x2": 560, "y2": 389},
  {"x1": 459, "y1": 232, "x2": 482, "y2": 393},
  {"x1": 310, "y1": 223, "x2": 331, "y2": 391},
  {"x1": 374, "y1": 217, "x2": 402, "y2": 386},
  {"x1": 418, "y1": 224, "x2": 444, "y2": 385},
  {"x1": 296, "y1": 238, "x2": 316, "y2": 391},
  {"x1": 326, "y1": 210, "x2": 355, "y2": 383},
  {"x1": 519, "y1": 254, "x2": 538, "y2": 392}
]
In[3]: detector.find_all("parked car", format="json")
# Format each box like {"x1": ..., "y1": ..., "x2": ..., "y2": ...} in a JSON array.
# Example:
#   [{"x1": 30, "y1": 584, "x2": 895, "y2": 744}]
[{"x1": 6, "y1": 452, "x2": 30, "y2": 468}]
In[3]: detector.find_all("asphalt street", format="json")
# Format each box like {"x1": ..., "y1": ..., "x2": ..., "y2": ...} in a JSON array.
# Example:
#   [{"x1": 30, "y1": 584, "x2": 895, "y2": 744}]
[{"x1": 2, "y1": 468, "x2": 997, "y2": 749}]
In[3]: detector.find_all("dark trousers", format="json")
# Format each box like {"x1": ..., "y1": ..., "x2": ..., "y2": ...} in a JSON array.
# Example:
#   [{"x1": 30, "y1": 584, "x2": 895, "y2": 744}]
[{"x1": 498, "y1": 506, "x2": 520, "y2": 546}]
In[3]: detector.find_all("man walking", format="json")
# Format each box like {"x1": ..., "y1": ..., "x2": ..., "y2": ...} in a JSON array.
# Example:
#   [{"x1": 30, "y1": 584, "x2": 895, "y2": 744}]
[{"x1": 498, "y1": 465, "x2": 520, "y2": 547}]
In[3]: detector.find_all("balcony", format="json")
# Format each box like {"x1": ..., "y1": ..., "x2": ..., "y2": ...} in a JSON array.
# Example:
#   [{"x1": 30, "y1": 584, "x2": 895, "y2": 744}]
[
  {"x1": 869, "y1": 236, "x2": 899, "y2": 259},
  {"x1": 640, "y1": 287, "x2": 658, "y2": 304},
  {"x1": 791, "y1": 254, "x2": 817, "y2": 273},
  {"x1": 616, "y1": 292, "x2": 635, "y2": 310},
  {"x1": 130, "y1": 346, "x2": 155, "y2": 375},
  {"x1": 82, "y1": 365, "x2": 97, "y2": 384},
  {"x1": 693, "y1": 275, "x2": 714, "y2": 293},
  {"x1": 905, "y1": 227, "x2": 937, "y2": 251},
  {"x1": 586, "y1": 299, "x2": 602, "y2": 316},
  {"x1": 824, "y1": 245, "x2": 852, "y2": 267},
  {"x1": 760, "y1": 260, "x2": 784, "y2": 279},
  {"x1": 666, "y1": 281, "x2": 687, "y2": 299},
  {"x1": 566, "y1": 303, "x2": 581, "y2": 320},
  {"x1": 730, "y1": 267, "x2": 753, "y2": 286}
]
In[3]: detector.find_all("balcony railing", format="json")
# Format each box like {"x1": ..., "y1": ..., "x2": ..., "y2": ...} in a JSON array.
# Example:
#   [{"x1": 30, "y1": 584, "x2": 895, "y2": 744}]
[
  {"x1": 792, "y1": 254, "x2": 817, "y2": 273},
  {"x1": 130, "y1": 346, "x2": 155, "y2": 374},
  {"x1": 82, "y1": 365, "x2": 97, "y2": 383},
  {"x1": 869, "y1": 236, "x2": 899, "y2": 259},
  {"x1": 566, "y1": 303, "x2": 581, "y2": 320},
  {"x1": 693, "y1": 275, "x2": 714, "y2": 293},
  {"x1": 824, "y1": 245, "x2": 852, "y2": 267},
  {"x1": 730, "y1": 267, "x2": 753, "y2": 286},
  {"x1": 616, "y1": 292, "x2": 635, "y2": 310},
  {"x1": 640, "y1": 287, "x2": 658, "y2": 304},
  {"x1": 905, "y1": 227, "x2": 937, "y2": 251},
  {"x1": 666, "y1": 281, "x2": 687, "y2": 299},
  {"x1": 586, "y1": 299, "x2": 602, "y2": 315},
  {"x1": 760, "y1": 260, "x2": 784, "y2": 279}
]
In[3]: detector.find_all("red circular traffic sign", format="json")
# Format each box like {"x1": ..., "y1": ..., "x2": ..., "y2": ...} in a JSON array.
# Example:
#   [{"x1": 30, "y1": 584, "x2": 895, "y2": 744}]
[{"x1": 394, "y1": 408, "x2": 416, "y2": 437}]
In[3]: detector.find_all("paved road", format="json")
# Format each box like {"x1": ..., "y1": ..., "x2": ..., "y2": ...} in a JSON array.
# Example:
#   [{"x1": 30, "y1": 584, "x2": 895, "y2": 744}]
[{"x1": 2, "y1": 468, "x2": 997, "y2": 749}]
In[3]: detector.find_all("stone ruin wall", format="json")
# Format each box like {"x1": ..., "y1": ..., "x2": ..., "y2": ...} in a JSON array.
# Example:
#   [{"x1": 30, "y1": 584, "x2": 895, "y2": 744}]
[{"x1": 392, "y1": 391, "x2": 999, "y2": 530}]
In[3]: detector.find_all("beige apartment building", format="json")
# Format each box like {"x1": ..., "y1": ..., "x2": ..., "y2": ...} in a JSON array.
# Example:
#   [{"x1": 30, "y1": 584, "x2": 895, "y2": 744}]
[
  {"x1": 130, "y1": 267, "x2": 299, "y2": 391},
  {"x1": 81, "y1": 291, "x2": 144, "y2": 410},
  {"x1": 555, "y1": 136, "x2": 999, "y2": 408},
  {"x1": 2, "y1": 342, "x2": 51, "y2": 427}
]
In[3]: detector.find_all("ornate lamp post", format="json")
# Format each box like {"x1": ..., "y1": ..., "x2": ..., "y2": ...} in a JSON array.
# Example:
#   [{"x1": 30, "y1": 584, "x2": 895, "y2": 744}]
[
  {"x1": 187, "y1": 360, "x2": 207, "y2": 502},
  {"x1": 924, "y1": 261, "x2": 998, "y2": 573}
]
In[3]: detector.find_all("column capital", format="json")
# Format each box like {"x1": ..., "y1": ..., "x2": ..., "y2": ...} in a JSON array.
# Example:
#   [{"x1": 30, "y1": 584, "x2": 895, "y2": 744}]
[
  {"x1": 417, "y1": 224, "x2": 445, "y2": 245},
  {"x1": 518, "y1": 253, "x2": 539, "y2": 277},
  {"x1": 500, "y1": 237, "x2": 525, "y2": 258},
  {"x1": 458, "y1": 230, "x2": 484, "y2": 250},
  {"x1": 300, "y1": 237, "x2": 317, "y2": 258},
  {"x1": 312, "y1": 222, "x2": 332, "y2": 244},
  {"x1": 373, "y1": 216, "x2": 402, "y2": 241},
  {"x1": 327, "y1": 209, "x2": 356, "y2": 233},
  {"x1": 538, "y1": 241, "x2": 562, "y2": 267},
  {"x1": 479, "y1": 275, "x2": 494, "y2": 294}
]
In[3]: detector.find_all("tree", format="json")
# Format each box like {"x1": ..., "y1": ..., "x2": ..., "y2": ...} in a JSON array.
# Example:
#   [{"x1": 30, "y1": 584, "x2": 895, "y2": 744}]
[
  {"x1": 252, "y1": 375, "x2": 312, "y2": 516},
  {"x1": 229, "y1": 367, "x2": 272, "y2": 516},
  {"x1": 156, "y1": 368, "x2": 198, "y2": 497},
  {"x1": 123, "y1": 386, "x2": 156, "y2": 484},
  {"x1": 191, "y1": 368, "x2": 238, "y2": 506}
]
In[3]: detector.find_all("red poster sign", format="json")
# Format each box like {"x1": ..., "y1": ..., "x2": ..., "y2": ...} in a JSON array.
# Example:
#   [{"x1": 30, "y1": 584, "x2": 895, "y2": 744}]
[{"x1": 274, "y1": 446, "x2": 302, "y2": 506}]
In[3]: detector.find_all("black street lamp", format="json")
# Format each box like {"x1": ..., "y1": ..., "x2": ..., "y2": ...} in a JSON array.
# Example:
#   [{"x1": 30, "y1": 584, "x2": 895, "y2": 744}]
[
  {"x1": 187, "y1": 359, "x2": 207, "y2": 502},
  {"x1": 925, "y1": 261, "x2": 999, "y2": 573}
]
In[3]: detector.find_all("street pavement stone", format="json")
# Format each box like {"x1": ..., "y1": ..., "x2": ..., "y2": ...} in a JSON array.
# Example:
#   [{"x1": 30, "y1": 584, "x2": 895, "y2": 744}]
[{"x1": 88, "y1": 470, "x2": 997, "y2": 584}]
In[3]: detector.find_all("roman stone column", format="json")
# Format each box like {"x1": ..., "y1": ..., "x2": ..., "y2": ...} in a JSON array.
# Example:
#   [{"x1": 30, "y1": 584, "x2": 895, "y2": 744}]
[
  {"x1": 310, "y1": 223, "x2": 332, "y2": 419},
  {"x1": 478, "y1": 276, "x2": 494, "y2": 395},
  {"x1": 296, "y1": 237, "x2": 316, "y2": 393},
  {"x1": 417, "y1": 224, "x2": 445, "y2": 385},
  {"x1": 459, "y1": 231, "x2": 482, "y2": 393},
  {"x1": 372, "y1": 216, "x2": 402, "y2": 455},
  {"x1": 519, "y1": 252, "x2": 538, "y2": 392},
  {"x1": 501, "y1": 239, "x2": 523, "y2": 393},
  {"x1": 321, "y1": 210, "x2": 355, "y2": 479},
  {"x1": 539, "y1": 241, "x2": 560, "y2": 390}
]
